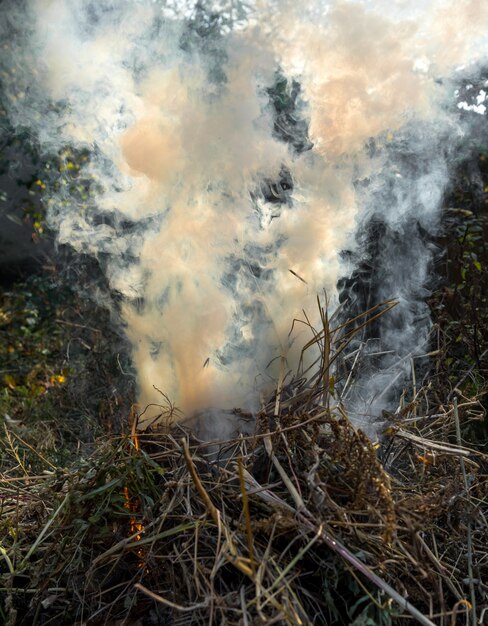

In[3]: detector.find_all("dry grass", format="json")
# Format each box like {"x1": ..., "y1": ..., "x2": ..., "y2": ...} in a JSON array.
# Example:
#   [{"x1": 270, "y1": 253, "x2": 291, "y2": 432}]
[{"x1": 1, "y1": 301, "x2": 487, "y2": 626}]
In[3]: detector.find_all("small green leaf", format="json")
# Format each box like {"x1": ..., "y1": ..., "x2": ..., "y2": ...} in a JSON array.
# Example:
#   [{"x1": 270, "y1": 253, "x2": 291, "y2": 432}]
[{"x1": 80, "y1": 477, "x2": 122, "y2": 500}]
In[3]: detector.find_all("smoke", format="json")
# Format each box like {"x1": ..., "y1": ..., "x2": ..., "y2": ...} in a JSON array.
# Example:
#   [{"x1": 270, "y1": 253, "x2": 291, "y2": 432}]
[{"x1": 1, "y1": 0, "x2": 487, "y2": 430}]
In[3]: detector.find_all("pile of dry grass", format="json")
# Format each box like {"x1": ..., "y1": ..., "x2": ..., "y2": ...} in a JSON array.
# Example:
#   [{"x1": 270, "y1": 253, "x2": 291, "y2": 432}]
[{"x1": 1, "y1": 302, "x2": 487, "y2": 626}]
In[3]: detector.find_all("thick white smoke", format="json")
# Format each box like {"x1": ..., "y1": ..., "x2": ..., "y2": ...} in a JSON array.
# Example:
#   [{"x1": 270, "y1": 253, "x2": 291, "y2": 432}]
[{"x1": 1, "y1": 0, "x2": 487, "y2": 431}]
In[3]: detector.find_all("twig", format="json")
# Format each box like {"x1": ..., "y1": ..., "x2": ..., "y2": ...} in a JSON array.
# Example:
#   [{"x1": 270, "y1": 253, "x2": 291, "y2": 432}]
[
  {"x1": 453, "y1": 398, "x2": 477, "y2": 626},
  {"x1": 135, "y1": 582, "x2": 209, "y2": 612},
  {"x1": 182, "y1": 438, "x2": 254, "y2": 577},
  {"x1": 237, "y1": 457, "x2": 256, "y2": 575},
  {"x1": 394, "y1": 430, "x2": 473, "y2": 457}
]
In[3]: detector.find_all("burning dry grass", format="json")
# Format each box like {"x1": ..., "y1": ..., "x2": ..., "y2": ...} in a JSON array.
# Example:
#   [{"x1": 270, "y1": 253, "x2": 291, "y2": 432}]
[
  {"x1": 1, "y1": 303, "x2": 487, "y2": 626},
  {"x1": 1, "y1": 397, "x2": 487, "y2": 625}
]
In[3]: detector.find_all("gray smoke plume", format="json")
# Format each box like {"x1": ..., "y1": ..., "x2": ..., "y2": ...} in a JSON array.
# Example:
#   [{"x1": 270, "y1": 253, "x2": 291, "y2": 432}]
[{"x1": 1, "y1": 0, "x2": 487, "y2": 433}]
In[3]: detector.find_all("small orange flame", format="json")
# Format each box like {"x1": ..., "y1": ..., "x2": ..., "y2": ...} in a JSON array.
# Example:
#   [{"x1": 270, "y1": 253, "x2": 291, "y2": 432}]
[
  {"x1": 123, "y1": 405, "x2": 144, "y2": 563},
  {"x1": 123, "y1": 486, "x2": 144, "y2": 541}
]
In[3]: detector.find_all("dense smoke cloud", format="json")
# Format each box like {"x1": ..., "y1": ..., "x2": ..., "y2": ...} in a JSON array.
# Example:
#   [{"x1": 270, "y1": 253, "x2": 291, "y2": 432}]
[{"x1": 1, "y1": 0, "x2": 487, "y2": 431}]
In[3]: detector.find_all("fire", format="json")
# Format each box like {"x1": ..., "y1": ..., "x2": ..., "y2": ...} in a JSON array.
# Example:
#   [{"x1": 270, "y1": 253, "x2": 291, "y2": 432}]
[
  {"x1": 123, "y1": 405, "x2": 144, "y2": 560},
  {"x1": 123, "y1": 486, "x2": 143, "y2": 538}
]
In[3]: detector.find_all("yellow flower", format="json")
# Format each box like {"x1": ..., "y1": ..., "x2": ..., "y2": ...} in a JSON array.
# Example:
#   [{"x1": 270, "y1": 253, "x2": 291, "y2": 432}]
[{"x1": 50, "y1": 374, "x2": 66, "y2": 385}]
